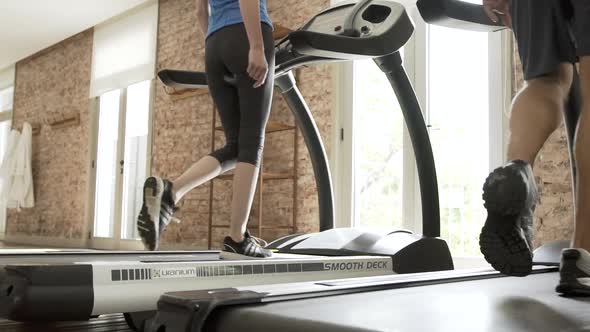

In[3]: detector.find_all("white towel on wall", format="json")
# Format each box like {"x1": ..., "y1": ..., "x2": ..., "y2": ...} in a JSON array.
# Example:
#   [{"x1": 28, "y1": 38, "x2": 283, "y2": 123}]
[
  {"x1": 0, "y1": 122, "x2": 34, "y2": 210},
  {"x1": 0, "y1": 129, "x2": 20, "y2": 205}
]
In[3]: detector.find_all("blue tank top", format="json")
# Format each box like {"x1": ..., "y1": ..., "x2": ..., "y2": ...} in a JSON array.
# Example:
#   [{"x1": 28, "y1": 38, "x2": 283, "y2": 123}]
[{"x1": 207, "y1": 0, "x2": 273, "y2": 38}]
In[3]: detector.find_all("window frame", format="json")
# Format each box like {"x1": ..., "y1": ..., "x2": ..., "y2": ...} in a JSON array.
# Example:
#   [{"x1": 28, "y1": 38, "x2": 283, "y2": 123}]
[
  {"x1": 331, "y1": 4, "x2": 511, "y2": 234},
  {"x1": 85, "y1": 80, "x2": 155, "y2": 250},
  {"x1": 0, "y1": 85, "x2": 14, "y2": 239},
  {"x1": 0, "y1": 86, "x2": 14, "y2": 121}
]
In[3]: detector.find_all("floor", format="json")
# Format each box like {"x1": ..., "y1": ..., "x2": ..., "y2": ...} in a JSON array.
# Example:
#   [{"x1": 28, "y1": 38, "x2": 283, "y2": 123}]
[
  {"x1": 0, "y1": 241, "x2": 50, "y2": 249},
  {"x1": 0, "y1": 315, "x2": 133, "y2": 332}
]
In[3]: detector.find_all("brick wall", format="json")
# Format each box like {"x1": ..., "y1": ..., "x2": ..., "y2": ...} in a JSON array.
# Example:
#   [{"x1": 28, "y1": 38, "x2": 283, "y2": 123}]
[
  {"x1": 8, "y1": 30, "x2": 93, "y2": 240},
  {"x1": 155, "y1": 0, "x2": 332, "y2": 249},
  {"x1": 512, "y1": 44, "x2": 574, "y2": 248},
  {"x1": 5, "y1": 0, "x2": 332, "y2": 248},
  {"x1": 7, "y1": 3, "x2": 572, "y2": 250}
]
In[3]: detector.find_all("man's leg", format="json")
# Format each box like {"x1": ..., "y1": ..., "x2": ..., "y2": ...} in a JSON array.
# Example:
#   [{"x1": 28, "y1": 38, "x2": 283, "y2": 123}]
[
  {"x1": 573, "y1": 57, "x2": 590, "y2": 250},
  {"x1": 555, "y1": 0, "x2": 590, "y2": 295},
  {"x1": 507, "y1": 65, "x2": 573, "y2": 165},
  {"x1": 480, "y1": 65, "x2": 573, "y2": 276},
  {"x1": 480, "y1": 0, "x2": 577, "y2": 276}
]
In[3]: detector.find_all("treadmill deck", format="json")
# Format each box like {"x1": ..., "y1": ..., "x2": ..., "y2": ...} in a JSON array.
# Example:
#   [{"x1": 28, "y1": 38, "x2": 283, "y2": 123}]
[{"x1": 205, "y1": 271, "x2": 590, "y2": 332}]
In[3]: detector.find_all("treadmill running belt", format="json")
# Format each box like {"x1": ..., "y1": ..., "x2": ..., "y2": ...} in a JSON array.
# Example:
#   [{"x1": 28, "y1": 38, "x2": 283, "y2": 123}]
[{"x1": 205, "y1": 272, "x2": 590, "y2": 332}]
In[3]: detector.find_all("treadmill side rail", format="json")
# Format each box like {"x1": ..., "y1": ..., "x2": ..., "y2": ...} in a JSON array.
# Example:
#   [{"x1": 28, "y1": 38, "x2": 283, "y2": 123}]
[
  {"x1": 0, "y1": 265, "x2": 94, "y2": 321},
  {"x1": 147, "y1": 289, "x2": 265, "y2": 332},
  {"x1": 0, "y1": 256, "x2": 391, "y2": 322}
]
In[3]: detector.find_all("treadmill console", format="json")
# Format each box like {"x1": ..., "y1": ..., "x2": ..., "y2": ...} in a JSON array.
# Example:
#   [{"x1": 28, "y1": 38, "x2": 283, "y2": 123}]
[
  {"x1": 278, "y1": 0, "x2": 414, "y2": 60},
  {"x1": 301, "y1": 0, "x2": 402, "y2": 38}
]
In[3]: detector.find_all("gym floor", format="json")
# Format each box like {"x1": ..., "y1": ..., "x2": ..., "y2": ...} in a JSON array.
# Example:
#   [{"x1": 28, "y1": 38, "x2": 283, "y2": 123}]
[{"x1": 0, "y1": 314, "x2": 132, "y2": 332}]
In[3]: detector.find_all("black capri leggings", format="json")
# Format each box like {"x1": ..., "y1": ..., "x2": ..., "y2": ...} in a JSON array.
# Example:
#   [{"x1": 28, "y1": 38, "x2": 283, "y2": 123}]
[{"x1": 206, "y1": 23, "x2": 275, "y2": 171}]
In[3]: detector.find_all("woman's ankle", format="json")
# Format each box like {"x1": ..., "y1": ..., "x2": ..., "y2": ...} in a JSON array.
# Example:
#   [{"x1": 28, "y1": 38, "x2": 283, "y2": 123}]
[{"x1": 228, "y1": 231, "x2": 245, "y2": 243}]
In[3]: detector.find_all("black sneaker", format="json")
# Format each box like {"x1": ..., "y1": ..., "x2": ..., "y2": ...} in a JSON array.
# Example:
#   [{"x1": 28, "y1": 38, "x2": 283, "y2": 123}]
[
  {"x1": 159, "y1": 179, "x2": 179, "y2": 232},
  {"x1": 479, "y1": 160, "x2": 539, "y2": 277},
  {"x1": 556, "y1": 248, "x2": 590, "y2": 296},
  {"x1": 137, "y1": 177, "x2": 178, "y2": 251},
  {"x1": 221, "y1": 231, "x2": 273, "y2": 259}
]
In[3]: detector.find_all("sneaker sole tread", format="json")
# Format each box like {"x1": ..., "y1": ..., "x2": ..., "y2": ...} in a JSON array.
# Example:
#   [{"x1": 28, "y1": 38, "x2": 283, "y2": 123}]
[{"x1": 137, "y1": 177, "x2": 163, "y2": 251}]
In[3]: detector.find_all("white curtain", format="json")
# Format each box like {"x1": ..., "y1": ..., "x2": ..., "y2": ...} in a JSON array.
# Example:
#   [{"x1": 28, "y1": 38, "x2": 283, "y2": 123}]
[{"x1": 90, "y1": 1, "x2": 159, "y2": 98}]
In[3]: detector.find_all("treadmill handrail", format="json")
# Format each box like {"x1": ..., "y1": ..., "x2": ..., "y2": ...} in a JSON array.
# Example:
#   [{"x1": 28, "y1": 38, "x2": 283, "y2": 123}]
[
  {"x1": 158, "y1": 69, "x2": 238, "y2": 90},
  {"x1": 416, "y1": 0, "x2": 505, "y2": 32}
]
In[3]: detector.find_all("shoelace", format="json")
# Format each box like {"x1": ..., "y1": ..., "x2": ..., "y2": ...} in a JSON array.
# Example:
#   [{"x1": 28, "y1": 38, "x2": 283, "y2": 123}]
[
  {"x1": 170, "y1": 217, "x2": 181, "y2": 224},
  {"x1": 163, "y1": 206, "x2": 181, "y2": 225},
  {"x1": 249, "y1": 234, "x2": 268, "y2": 248}
]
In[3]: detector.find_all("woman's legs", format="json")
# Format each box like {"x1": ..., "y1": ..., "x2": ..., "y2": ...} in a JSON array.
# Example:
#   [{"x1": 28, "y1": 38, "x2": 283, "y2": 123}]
[
  {"x1": 219, "y1": 23, "x2": 275, "y2": 244},
  {"x1": 171, "y1": 156, "x2": 223, "y2": 205},
  {"x1": 228, "y1": 163, "x2": 260, "y2": 241},
  {"x1": 169, "y1": 31, "x2": 241, "y2": 206},
  {"x1": 226, "y1": 72, "x2": 274, "y2": 243},
  {"x1": 146, "y1": 23, "x2": 275, "y2": 255}
]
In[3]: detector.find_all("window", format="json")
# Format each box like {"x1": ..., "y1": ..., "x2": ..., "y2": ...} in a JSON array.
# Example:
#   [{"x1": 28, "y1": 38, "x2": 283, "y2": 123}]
[
  {"x1": 94, "y1": 89, "x2": 121, "y2": 238},
  {"x1": 0, "y1": 66, "x2": 15, "y2": 236},
  {"x1": 0, "y1": 87, "x2": 13, "y2": 113},
  {"x1": 93, "y1": 81, "x2": 152, "y2": 242},
  {"x1": 89, "y1": 2, "x2": 157, "y2": 248},
  {"x1": 121, "y1": 81, "x2": 151, "y2": 240},
  {"x1": 352, "y1": 59, "x2": 405, "y2": 231},
  {"x1": 90, "y1": 1, "x2": 158, "y2": 98},
  {"x1": 336, "y1": 4, "x2": 508, "y2": 256},
  {"x1": 427, "y1": 24, "x2": 490, "y2": 256}
]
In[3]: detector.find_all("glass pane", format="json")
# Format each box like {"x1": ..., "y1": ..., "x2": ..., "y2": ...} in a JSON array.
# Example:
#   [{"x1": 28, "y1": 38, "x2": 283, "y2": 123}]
[
  {"x1": 94, "y1": 89, "x2": 121, "y2": 238},
  {"x1": 353, "y1": 57, "x2": 404, "y2": 231},
  {"x1": 0, "y1": 120, "x2": 12, "y2": 234},
  {"x1": 121, "y1": 81, "x2": 151, "y2": 240},
  {"x1": 428, "y1": 25, "x2": 489, "y2": 256},
  {"x1": 0, "y1": 87, "x2": 14, "y2": 112}
]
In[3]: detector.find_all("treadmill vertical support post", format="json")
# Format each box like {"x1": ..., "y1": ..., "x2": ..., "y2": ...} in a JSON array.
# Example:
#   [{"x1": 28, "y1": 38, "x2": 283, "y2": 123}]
[
  {"x1": 275, "y1": 71, "x2": 335, "y2": 231},
  {"x1": 374, "y1": 52, "x2": 441, "y2": 238}
]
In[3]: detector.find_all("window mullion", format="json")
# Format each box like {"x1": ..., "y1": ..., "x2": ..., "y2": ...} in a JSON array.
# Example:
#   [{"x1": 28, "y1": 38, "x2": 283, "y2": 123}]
[{"x1": 402, "y1": 9, "x2": 428, "y2": 234}]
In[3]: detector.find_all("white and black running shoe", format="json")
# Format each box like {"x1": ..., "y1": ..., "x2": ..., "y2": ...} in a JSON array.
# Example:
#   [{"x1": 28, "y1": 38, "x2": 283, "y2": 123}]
[
  {"x1": 137, "y1": 177, "x2": 178, "y2": 251},
  {"x1": 221, "y1": 231, "x2": 273, "y2": 259},
  {"x1": 556, "y1": 248, "x2": 590, "y2": 296},
  {"x1": 480, "y1": 160, "x2": 539, "y2": 277}
]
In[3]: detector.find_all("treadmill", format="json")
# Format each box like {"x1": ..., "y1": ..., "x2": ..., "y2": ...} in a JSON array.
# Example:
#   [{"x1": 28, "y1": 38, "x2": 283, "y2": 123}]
[
  {"x1": 0, "y1": 0, "x2": 456, "y2": 327},
  {"x1": 0, "y1": 1, "x2": 573, "y2": 331},
  {"x1": 144, "y1": 1, "x2": 589, "y2": 331}
]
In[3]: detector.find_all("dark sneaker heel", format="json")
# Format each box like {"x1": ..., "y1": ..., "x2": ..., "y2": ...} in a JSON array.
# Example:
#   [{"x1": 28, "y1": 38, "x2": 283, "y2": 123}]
[
  {"x1": 482, "y1": 161, "x2": 537, "y2": 215},
  {"x1": 480, "y1": 160, "x2": 537, "y2": 277},
  {"x1": 556, "y1": 249, "x2": 590, "y2": 296},
  {"x1": 479, "y1": 216, "x2": 533, "y2": 277},
  {"x1": 137, "y1": 177, "x2": 164, "y2": 251}
]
